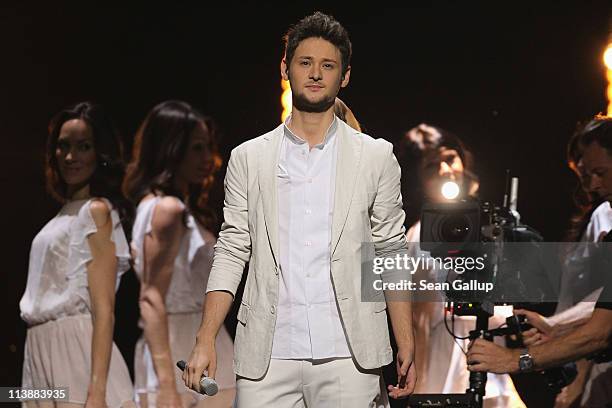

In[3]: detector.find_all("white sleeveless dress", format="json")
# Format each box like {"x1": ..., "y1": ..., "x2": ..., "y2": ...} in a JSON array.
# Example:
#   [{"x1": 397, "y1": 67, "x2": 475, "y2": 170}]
[
  {"x1": 20, "y1": 198, "x2": 134, "y2": 407},
  {"x1": 132, "y1": 196, "x2": 235, "y2": 402}
]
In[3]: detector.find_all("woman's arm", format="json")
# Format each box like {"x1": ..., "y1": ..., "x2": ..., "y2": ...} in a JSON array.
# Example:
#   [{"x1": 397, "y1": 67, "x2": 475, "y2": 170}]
[
  {"x1": 85, "y1": 200, "x2": 119, "y2": 408},
  {"x1": 141, "y1": 197, "x2": 186, "y2": 405},
  {"x1": 140, "y1": 285, "x2": 182, "y2": 407}
]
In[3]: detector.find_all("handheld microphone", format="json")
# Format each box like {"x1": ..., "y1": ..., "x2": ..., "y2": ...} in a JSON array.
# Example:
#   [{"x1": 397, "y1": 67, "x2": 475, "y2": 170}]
[{"x1": 176, "y1": 360, "x2": 219, "y2": 396}]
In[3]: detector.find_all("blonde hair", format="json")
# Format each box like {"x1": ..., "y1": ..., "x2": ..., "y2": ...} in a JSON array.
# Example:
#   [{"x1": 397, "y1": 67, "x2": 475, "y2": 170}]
[{"x1": 334, "y1": 97, "x2": 361, "y2": 132}]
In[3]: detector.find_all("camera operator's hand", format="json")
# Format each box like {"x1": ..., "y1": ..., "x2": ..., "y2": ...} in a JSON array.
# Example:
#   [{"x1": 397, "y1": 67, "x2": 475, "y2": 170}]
[
  {"x1": 555, "y1": 359, "x2": 593, "y2": 408},
  {"x1": 554, "y1": 379, "x2": 583, "y2": 408},
  {"x1": 467, "y1": 338, "x2": 520, "y2": 374},
  {"x1": 553, "y1": 358, "x2": 591, "y2": 408},
  {"x1": 514, "y1": 309, "x2": 553, "y2": 346},
  {"x1": 522, "y1": 327, "x2": 551, "y2": 346},
  {"x1": 515, "y1": 309, "x2": 591, "y2": 346}
]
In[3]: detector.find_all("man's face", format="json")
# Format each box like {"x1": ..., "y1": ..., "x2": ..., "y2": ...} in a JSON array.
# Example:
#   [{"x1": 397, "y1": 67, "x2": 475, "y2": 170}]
[
  {"x1": 582, "y1": 141, "x2": 612, "y2": 203},
  {"x1": 281, "y1": 37, "x2": 350, "y2": 113}
]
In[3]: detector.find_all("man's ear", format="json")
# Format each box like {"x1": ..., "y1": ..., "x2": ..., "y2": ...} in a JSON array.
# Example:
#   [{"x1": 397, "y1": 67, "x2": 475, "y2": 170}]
[
  {"x1": 340, "y1": 65, "x2": 351, "y2": 88},
  {"x1": 280, "y1": 58, "x2": 289, "y2": 81}
]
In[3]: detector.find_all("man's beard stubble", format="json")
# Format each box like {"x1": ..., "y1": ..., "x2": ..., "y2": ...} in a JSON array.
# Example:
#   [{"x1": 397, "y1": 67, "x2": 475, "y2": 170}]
[{"x1": 291, "y1": 89, "x2": 335, "y2": 113}]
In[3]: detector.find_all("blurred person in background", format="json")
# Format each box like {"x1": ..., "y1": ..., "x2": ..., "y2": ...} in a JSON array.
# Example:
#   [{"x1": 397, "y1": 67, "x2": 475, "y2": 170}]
[
  {"x1": 466, "y1": 117, "x2": 612, "y2": 380},
  {"x1": 334, "y1": 97, "x2": 361, "y2": 131},
  {"x1": 504, "y1": 116, "x2": 612, "y2": 407},
  {"x1": 20, "y1": 102, "x2": 135, "y2": 408},
  {"x1": 392, "y1": 123, "x2": 525, "y2": 408},
  {"x1": 123, "y1": 100, "x2": 235, "y2": 408}
]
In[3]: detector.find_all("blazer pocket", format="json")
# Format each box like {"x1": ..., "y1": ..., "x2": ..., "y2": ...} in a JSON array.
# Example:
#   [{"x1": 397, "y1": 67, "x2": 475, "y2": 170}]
[{"x1": 237, "y1": 302, "x2": 250, "y2": 325}]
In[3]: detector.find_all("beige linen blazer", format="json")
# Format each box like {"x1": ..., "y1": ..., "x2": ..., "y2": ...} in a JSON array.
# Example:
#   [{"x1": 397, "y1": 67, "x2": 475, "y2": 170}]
[{"x1": 206, "y1": 119, "x2": 409, "y2": 379}]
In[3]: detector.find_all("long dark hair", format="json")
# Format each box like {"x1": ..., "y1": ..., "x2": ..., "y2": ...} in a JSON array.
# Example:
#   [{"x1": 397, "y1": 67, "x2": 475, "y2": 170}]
[
  {"x1": 396, "y1": 124, "x2": 475, "y2": 228},
  {"x1": 565, "y1": 116, "x2": 612, "y2": 241},
  {"x1": 123, "y1": 100, "x2": 222, "y2": 230},
  {"x1": 46, "y1": 102, "x2": 132, "y2": 231}
]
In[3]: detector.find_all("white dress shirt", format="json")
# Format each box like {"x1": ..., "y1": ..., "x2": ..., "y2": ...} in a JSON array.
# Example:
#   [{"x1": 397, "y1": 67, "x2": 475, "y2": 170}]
[{"x1": 271, "y1": 116, "x2": 352, "y2": 359}]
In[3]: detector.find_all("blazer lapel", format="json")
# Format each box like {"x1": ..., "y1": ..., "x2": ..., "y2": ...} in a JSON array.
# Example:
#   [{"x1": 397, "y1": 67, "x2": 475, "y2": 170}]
[
  {"x1": 331, "y1": 122, "x2": 362, "y2": 256},
  {"x1": 258, "y1": 125, "x2": 283, "y2": 266}
]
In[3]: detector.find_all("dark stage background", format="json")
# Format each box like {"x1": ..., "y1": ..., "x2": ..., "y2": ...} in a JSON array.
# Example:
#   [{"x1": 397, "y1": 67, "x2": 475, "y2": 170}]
[{"x1": 2, "y1": 1, "x2": 611, "y2": 405}]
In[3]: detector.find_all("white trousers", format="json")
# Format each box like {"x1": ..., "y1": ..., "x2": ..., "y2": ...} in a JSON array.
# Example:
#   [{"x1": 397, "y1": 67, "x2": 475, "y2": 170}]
[{"x1": 234, "y1": 358, "x2": 389, "y2": 408}]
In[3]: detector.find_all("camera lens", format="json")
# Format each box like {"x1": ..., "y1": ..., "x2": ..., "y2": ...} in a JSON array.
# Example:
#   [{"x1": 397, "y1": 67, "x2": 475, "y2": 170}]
[{"x1": 439, "y1": 214, "x2": 471, "y2": 242}]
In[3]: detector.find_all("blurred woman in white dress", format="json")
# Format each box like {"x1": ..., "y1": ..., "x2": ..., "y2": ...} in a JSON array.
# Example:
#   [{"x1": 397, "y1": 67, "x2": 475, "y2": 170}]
[
  {"x1": 20, "y1": 102, "x2": 135, "y2": 408},
  {"x1": 123, "y1": 101, "x2": 235, "y2": 408}
]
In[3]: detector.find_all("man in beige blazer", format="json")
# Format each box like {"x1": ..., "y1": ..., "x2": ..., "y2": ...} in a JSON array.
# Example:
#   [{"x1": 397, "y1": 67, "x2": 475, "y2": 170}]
[{"x1": 184, "y1": 12, "x2": 416, "y2": 407}]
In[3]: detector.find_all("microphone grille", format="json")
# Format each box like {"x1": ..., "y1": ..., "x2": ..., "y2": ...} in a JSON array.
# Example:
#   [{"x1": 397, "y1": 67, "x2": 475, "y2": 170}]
[{"x1": 200, "y1": 377, "x2": 219, "y2": 396}]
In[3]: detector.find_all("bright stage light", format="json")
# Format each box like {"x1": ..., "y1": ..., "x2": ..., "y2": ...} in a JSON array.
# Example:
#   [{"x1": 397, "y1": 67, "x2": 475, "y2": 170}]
[
  {"x1": 604, "y1": 45, "x2": 612, "y2": 70},
  {"x1": 441, "y1": 181, "x2": 460, "y2": 200},
  {"x1": 606, "y1": 43, "x2": 612, "y2": 116},
  {"x1": 281, "y1": 80, "x2": 292, "y2": 122}
]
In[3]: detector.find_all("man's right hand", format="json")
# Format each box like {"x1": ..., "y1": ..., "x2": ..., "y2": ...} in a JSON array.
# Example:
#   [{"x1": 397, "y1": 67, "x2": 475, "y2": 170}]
[{"x1": 182, "y1": 338, "x2": 217, "y2": 393}]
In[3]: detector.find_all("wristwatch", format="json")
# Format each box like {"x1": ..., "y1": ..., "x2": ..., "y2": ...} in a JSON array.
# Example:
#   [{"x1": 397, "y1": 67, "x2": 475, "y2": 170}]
[{"x1": 518, "y1": 348, "x2": 534, "y2": 372}]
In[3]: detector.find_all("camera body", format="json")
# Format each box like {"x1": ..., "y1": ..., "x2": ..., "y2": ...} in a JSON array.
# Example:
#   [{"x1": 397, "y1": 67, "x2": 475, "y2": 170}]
[
  {"x1": 409, "y1": 182, "x2": 575, "y2": 406},
  {"x1": 419, "y1": 198, "x2": 510, "y2": 304},
  {"x1": 419, "y1": 196, "x2": 549, "y2": 302},
  {"x1": 420, "y1": 198, "x2": 508, "y2": 252}
]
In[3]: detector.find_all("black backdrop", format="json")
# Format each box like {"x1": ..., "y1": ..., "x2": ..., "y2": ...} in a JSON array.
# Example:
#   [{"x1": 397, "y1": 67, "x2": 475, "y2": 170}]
[{"x1": 2, "y1": 0, "x2": 610, "y2": 400}]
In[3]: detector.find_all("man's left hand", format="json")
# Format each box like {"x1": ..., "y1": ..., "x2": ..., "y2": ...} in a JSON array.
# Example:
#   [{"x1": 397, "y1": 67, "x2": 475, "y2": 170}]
[
  {"x1": 387, "y1": 347, "x2": 417, "y2": 399},
  {"x1": 466, "y1": 338, "x2": 520, "y2": 374}
]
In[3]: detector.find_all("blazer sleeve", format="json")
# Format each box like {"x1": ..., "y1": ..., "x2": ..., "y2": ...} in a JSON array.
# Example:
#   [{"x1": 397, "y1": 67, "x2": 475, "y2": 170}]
[
  {"x1": 206, "y1": 146, "x2": 251, "y2": 297},
  {"x1": 370, "y1": 142, "x2": 409, "y2": 283}
]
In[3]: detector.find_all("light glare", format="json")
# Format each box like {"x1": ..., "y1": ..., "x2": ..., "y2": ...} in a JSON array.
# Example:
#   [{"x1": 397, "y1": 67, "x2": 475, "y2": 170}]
[
  {"x1": 604, "y1": 45, "x2": 612, "y2": 70},
  {"x1": 607, "y1": 44, "x2": 612, "y2": 116},
  {"x1": 281, "y1": 80, "x2": 292, "y2": 122},
  {"x1": 441, "y1": 181, "x2": 460, "y2": 200}
]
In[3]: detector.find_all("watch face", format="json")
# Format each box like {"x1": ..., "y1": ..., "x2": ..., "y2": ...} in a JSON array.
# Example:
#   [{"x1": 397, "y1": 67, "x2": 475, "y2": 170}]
[{"x1": 519, "y1": 354, "x2": 533, "y2": 371}]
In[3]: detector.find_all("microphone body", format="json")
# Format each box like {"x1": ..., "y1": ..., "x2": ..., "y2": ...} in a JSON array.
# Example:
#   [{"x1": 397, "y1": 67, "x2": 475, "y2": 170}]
[{"x1": 176, "y1": 360, "x2": 219, "y2": 396}]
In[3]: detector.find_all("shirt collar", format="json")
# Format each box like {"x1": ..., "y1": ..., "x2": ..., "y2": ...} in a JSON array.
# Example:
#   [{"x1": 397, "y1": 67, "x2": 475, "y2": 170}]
[{"x1": 283, "y1": 114, "x2": 338, "y2": 149}]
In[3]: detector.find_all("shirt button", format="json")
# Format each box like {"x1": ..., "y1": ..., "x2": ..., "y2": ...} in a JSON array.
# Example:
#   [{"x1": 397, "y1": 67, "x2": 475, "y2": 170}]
[{"x1": 271, "y1": 305, "x2": 276, "y2": 314}]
